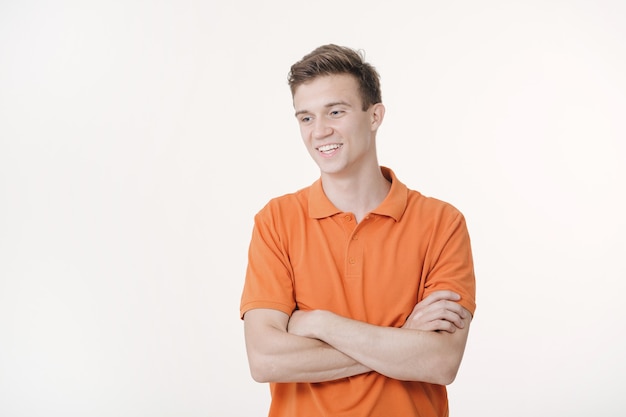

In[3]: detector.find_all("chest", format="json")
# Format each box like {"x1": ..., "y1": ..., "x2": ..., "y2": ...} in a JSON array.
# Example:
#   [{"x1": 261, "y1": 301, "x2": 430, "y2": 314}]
[{"x1": 288, "y1": 214, "x2": 432, "y2": 326}]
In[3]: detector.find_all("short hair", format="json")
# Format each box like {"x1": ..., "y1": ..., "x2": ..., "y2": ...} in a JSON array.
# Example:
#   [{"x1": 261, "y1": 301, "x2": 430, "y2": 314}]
[{"x1": 288, "y1": 44, "x2": 382, "y2": 111}]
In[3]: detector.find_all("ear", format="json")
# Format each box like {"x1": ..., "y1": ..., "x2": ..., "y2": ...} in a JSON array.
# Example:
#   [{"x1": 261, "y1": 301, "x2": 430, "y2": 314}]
[{"x1": 370, "y1": 103, "x2": 385, "y2": 131}]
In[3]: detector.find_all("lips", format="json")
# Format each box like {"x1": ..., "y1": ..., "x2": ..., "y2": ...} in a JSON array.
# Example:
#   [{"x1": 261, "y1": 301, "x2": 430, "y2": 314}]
[{"x1": 317, "y1": 143, "x2": 343, "y2": 154}]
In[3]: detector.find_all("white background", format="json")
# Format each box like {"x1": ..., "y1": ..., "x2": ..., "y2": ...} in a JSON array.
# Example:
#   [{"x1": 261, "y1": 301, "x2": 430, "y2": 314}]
[{"x1": 1, "y1": 1, "x2": 625, "y2": 416}]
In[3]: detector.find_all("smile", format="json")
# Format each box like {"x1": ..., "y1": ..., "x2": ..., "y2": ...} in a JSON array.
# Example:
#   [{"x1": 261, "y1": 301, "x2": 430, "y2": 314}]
[{"x1": 317, "y1": 143, "x2": 343, "y2": 154}]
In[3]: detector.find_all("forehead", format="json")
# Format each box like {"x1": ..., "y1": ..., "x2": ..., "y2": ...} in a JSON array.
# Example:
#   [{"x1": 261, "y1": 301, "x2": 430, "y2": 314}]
[{"x1": 293, "y1": 74, "x2": 361, "y2": 110}]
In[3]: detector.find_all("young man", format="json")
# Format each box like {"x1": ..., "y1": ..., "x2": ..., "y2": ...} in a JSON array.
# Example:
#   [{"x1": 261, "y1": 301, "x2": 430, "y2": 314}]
[{"x1": 240, "y1": 44, "x2": 476, "y2": 417}]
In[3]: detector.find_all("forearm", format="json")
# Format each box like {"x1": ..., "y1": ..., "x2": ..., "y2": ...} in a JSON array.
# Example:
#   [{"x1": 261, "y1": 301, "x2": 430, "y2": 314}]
[
  {"x1": 244, "y1": 309, "x2": 371, "y2": 383},
  {"x1": 301, "y1": 310, "x2": 471, "y2": 384}
]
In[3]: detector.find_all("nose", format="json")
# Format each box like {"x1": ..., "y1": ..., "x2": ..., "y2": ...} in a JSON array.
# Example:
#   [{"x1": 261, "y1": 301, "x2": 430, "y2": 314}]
[{"x1": 312, "y1": 119, "x2": 333, "y2": 140}]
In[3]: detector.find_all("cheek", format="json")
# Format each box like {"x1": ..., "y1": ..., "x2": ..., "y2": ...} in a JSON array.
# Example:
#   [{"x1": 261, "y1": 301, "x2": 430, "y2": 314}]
[
  {"x1": 299, "y1": 126, "x2": 310, "y2": 141},
  {"x1": 300, "y1": 130, "x2": 314, "y2": 151}
]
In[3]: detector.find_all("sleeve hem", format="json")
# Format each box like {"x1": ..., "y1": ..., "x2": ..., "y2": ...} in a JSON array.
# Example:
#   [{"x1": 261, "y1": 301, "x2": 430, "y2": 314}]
[{"x1": 240, "y1": 301, "x2": 295, "y2": 320}]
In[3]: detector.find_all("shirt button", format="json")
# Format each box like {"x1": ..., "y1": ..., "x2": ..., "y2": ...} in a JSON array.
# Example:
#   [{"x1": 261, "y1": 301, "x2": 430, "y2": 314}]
[
  {"x1": 344, "y1": 215, "x2": 351, "y2": 221},
  {"x1": 349, "y1": 258, "x2": 356, "y2": 264},
  {"x1": 352, "y1": 235, "x2": 359, "y2": 240}
]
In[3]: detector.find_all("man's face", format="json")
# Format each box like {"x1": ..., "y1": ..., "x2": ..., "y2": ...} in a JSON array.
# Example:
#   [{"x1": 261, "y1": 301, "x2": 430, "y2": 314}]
[{"x1": 292, "y1": 74, "x2": 383, "y2": 177}]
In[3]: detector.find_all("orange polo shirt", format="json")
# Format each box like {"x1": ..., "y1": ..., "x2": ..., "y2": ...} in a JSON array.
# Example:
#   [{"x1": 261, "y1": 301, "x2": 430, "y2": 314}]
[{"x1": 240, "y1": 167, "x2": 476, "y2": 417}]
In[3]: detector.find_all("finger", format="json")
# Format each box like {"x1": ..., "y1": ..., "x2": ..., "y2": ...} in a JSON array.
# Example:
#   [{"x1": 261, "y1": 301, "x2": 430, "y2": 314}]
[
  {"x1": 421, "y1": 290, "x2": 461, "y2": 306},
  {"x1": 403, "y1": 318, "x2": 449, "y2": 332},
  {"x1": 437, "y1": 305, "x2": 472, "y2": 328},
  {"x1": 411, "y1": 299, "x2": 466, "y2": 320},
  {"x1": 409, "y1": 303, "x2": 466, "y2": 328},
  {"x1": 438, "y1": 311, "x2": 465, "y2": 329},
  {"x1": 417, "y1": 310, "x2": 464, "y2": 329},
  {"x1": 437, "y1": 300, "x2": 468, "y2": 320},
  {"x1": 406, "y1": 300, "x2": 457, "y2": 324},
  {"x1": 434, "y1": 320, "x2": 458, "y2": 334}
]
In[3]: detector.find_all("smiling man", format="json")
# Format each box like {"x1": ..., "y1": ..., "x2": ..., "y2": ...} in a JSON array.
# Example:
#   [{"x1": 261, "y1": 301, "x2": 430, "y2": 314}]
[{"x1": 240, "y1": 44, "x2": 476, "y2": 417}]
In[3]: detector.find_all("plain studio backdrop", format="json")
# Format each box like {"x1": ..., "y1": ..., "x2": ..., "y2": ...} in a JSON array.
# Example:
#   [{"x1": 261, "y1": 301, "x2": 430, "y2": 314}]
[{"x1": 1, "y1": 1, "x2": 625, "y2": 416}]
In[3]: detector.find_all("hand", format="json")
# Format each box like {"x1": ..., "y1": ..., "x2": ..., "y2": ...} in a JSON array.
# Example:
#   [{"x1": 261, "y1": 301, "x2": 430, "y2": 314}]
[
  {"x1": 402, "y1": 290, "x2": 468, "y2": 334},
  {"x1": 287, "y1": 309, "x2": 322, "y2": 339}
]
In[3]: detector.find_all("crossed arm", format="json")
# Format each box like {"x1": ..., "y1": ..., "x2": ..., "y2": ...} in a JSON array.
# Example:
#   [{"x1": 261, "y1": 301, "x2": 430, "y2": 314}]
[{"x1": 243, "y1": 290, "x2": 472, "y2": 385}]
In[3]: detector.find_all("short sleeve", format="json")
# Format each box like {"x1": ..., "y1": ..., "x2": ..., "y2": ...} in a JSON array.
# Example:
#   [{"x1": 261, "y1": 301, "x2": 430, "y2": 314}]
[
  {"x1": 422, "y1": 211, "x2": 476, "y2": 316},
  {"x1": 240, "y1": 206, "x2": 296, "y2": 319}
]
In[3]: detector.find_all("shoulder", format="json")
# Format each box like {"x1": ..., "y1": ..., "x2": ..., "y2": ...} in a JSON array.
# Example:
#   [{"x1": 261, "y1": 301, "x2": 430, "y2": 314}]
[
  {"x1": 406, "y1": 188, "x2": 465, "y2": 222},
  {"x1": 382, "y1": 167, "x2": 466, "y2": 227},
  {"x1": 254, "y1": 185, "x2": 312, "y2": 223}
]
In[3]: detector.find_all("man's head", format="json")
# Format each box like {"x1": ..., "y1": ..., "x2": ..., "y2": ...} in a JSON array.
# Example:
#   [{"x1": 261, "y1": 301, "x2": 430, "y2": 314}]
[
  {"x1": 290, "y1": 46, "x2": 386, "y2": 178},
  {"x1": 288, "y1": 44, "x2": 382, "y2": 111}
]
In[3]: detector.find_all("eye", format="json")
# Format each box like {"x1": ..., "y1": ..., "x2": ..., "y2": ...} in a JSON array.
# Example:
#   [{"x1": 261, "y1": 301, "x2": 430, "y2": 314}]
[
  {"x1": 330, "y1": 110, "x2": 344, "y2": 117},
  {"x1": 300, "y1": 116, "x2": 312, "y2": 123}
]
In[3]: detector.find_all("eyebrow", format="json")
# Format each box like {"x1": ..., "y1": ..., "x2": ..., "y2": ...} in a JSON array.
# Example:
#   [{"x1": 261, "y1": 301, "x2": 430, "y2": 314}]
[{"x1": 294, "y1": 101, "x2": 352, "y2": 117}]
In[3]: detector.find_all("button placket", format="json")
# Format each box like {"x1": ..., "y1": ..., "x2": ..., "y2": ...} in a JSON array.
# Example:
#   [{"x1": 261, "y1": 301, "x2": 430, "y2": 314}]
[{"x1": 345, "y1": 217, "x2": 364, "y2": 278}]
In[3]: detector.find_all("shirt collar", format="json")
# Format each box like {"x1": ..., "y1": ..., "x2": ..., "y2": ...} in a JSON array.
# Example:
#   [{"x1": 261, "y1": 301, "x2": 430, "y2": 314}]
[{"x1": 308, "y1": 166, "x2": 408, "y2": 221}]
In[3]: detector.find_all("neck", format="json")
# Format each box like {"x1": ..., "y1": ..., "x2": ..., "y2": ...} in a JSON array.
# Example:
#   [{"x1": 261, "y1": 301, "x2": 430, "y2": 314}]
[{"x1": 320, "y1": 164, "x2": 391, "y2": 223}]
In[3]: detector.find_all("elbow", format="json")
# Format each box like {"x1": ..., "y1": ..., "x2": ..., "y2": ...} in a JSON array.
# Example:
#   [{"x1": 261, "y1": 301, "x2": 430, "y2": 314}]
[
  {"x1": 396, "y1": 351, "x2": 461, "y2": 385},
  {"x1": 249, "y1": 367, "x2": 271, "y2": 383},
  {"x1": 247, "y1": 348, "x2": 283, "y2": 383},
  {"x1": 247, "y1": 354, "x2": 274, "y2": 383},
  {"x1": 429, "y1": 354, "x2": 462, "y2": 386},
  {"x1": 434, "y1": 364, "x2": 459, "y2": 386},
  {"x1": 389, "y1": 357, "x2": 460, "y2": 385},
  {"x1": 426, "y1": 335, "x2": 468, "y2": 385}
]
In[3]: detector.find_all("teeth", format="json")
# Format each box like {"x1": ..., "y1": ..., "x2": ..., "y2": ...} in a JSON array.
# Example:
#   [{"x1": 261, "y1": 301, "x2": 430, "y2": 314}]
[{"x1": 318, "y1": 144, "x2": 341, "y2": 152}]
